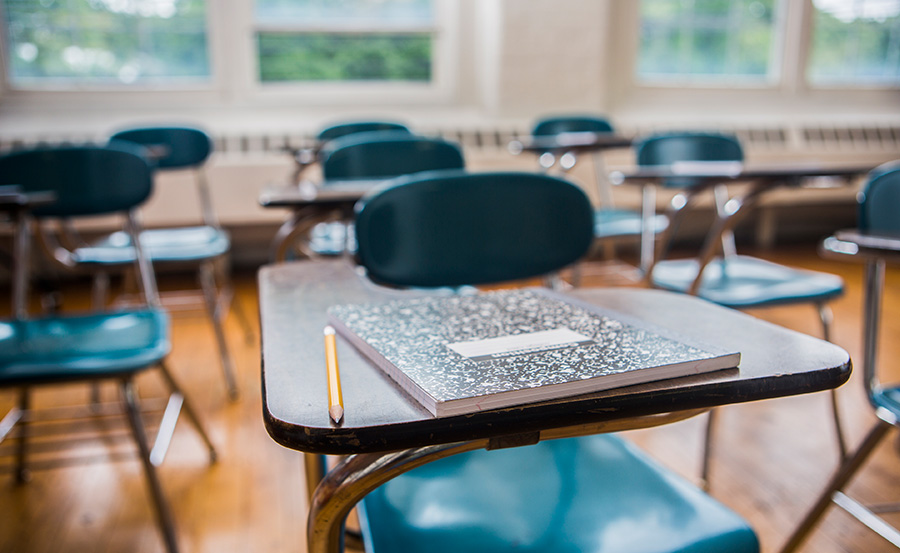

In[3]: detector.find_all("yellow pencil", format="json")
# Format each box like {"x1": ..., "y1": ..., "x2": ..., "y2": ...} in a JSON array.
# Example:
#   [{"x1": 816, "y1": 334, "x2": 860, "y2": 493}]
[{"x1": 324, "y1": 326, "x2": 344, "y2": 423}]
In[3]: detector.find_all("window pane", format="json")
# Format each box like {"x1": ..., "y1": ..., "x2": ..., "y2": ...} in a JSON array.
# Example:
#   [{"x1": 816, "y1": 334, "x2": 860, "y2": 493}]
[
  {"x1": 257, "y1": 33, "x2": 430, "y2": 82},
  {"x1": 3, "y1": 0, "x2": 209, "y2": 84},
  {"x1": 638, "y1": 0, "x2": 777, "y2": 82},
  {"x1": 808, "y1": 0, "x2": 900, "y2": 85},
  {"x1": 254, "y1": 0, "x2": 432, "y2": 27}
]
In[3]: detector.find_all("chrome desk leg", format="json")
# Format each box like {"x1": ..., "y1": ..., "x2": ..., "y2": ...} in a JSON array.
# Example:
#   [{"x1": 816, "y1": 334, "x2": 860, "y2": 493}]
[
  {"x1": 779, "y1": 420, "x2": 892, "y2": 553},
  {"x1": 271, "y1": 207, "x2": 327, "y2": 263},
  {"x1": 640, "y1": 184, "x2": 657, "y2": 274},
  {"x1": 817, "y1": 302, "x2": 848, "y2": 460},
  {"x1": 200, "y1": 261, "x2": 239, "y2": 400},
  {"x1": 308, "y1": 440, "x2": 489, "y2": 553}
]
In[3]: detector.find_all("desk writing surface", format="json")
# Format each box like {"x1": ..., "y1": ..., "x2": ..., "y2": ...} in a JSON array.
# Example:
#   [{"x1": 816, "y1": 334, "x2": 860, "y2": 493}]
[
  {"x1": 509, "y1": 133, "x2": 633, "y2": 154},
  {"x1": 258, "y1": 179, "x2": 386, "y2": 208},
  {"x1": 610, "y1": 162, "x2": 873, "y2": 186},
  {"x1": 260, "y1": 260, "x2": 850, "y2": 455}
]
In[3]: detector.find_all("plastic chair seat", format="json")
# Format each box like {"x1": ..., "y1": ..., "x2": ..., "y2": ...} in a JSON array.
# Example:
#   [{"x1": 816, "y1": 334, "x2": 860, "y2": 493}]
[
  {"x1": 0, "y1": 309, "x2": 169, "y2": 385},
  {"x1": 359, "y1": 434, "x2": 759, "y2": 553},
  {"x1": 650, "y1": 255, "x2": 844, "y2": 308},
  {"x1": 594, "y1": 208, "x2": 669, "y2": 240},
  {"x1": 75, "y1": 226, "x2": 230, "y2": 265},
  {"x1": 871, "y1": 386, "x2": 900, "y2": 423}
]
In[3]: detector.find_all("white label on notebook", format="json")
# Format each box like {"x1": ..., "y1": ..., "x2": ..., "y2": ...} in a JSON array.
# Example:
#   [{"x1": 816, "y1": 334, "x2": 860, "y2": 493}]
[{"x1": 447, "y1": 328, "x2": 594, "y2": 362}]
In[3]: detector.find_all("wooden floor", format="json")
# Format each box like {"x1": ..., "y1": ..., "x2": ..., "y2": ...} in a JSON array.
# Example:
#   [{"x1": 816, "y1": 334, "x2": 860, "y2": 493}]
[{"x1": 2, "y1": 244, "x2": 900, "y2": 553}]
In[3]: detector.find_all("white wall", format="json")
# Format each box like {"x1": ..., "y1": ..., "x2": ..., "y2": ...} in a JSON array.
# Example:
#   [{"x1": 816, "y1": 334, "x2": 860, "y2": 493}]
[{"x1": 1, "y1": 0, "x2": 898, "y2": 244}]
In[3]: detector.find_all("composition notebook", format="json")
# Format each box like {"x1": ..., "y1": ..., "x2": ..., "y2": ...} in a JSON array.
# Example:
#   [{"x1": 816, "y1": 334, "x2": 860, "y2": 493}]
[{"x1": 327, "y1": 288, "x2": 740, "y2": 417}]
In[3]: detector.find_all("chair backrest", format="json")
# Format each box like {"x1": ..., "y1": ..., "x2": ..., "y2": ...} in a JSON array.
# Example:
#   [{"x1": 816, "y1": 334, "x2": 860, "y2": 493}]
[
  {"x1": 0, "y1": 143, "x2": 154, "y2": 218},
  {"x1": 110, "y1": 126, "x2": 213, "y2": 169},
  {"x1": 531, "y1": 115, "x2": 614, "y2": 136},
  {"x1": 354, "y1": 170, "x2": 594, "y2": 287},
  {"x1": 317, "y1": 121, "x2": 411, "y2": 142},
  {"x1": 635, "y1": 131, "x2": 744, "y2": 189},
  {"x1": 859, "y1": 161, "x2": 900, "y2": 234},
  {"x1": 320, "y1": 132, "x2": 465, "y2": 181}
]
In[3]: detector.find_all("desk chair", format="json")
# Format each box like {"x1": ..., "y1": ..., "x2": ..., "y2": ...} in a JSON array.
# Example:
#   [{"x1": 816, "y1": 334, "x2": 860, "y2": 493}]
[
  {"x1": 638, "y1": 131, "x2": 846, "y2": 488},
  {"x1": 530, "y1": 115, "x2": 668, "y2": 275},
  {"x1": 0, "y1": 144, "x2": 216, "y2": 553},
  {"x1": 781, "y1": 161, "x2": 900, "y2": 552},
  {"x1": 299, "y1": 132, "x2": 465, "y2": 258},
  {"x1": 100, "y1": 126, "x2": 247, "y2": 400},
  {"x1": 346, "y1": 169, "x2": 759, "y2": 553},
  {"x1": 291, "y1": 121, "x2": 412, "y2": 181}
]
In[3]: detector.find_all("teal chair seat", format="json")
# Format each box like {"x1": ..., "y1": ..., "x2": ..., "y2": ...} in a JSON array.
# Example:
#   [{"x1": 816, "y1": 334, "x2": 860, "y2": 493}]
[
  {"x1": 872, "y1": 386, "x2": 900, "y2": 421},
  {"x1": 76, "y1": 226, "x2": 230, "y2": 264},
  {"x1": 359, "y1": 434, "x2": 759, "y2": 553},
  {"x1": 0, "y1": 309, "x2": 168, "y2": 384},
  {"x1": 650, "y1": 255, "x2": 844, "y2": 309},
  {"x1": 594, "y1": 208, "x2": 669, "y2": 240}
]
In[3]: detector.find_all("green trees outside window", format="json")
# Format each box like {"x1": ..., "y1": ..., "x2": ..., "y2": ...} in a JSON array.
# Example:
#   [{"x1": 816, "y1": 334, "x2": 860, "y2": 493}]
[
  {"x1": 808, "y1": 0, "x2": 900, "y2": 85},
  {"x1": 638, "y1": 0, "x2": 777, "y2": 82},
  {"x1": 3, "y1": 0, "x2": 209, "y2": 84}
]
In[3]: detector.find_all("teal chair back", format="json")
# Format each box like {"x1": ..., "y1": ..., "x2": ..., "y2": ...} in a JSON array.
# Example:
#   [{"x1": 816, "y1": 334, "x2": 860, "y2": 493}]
[
  {"x1": 532, "y1": 115, "x2": 614, "y2": 136},
  {"x1": 0, "y1": 143, "x2": 153, "y2": 218},
  {"x1": 354, "y1": 170, "x2": 594, "y2": 287},
  {"x1": 321, "y1": 132, "x2": 464, "y2": 181},
  {"x1": 859, "y1": 161, "x2": 900, "y2": 234},
  {"x1": 317, "y1": 121, "x2": 411, "y2": 142},
  {"x1": 111, "y1": 126, "x2": 213, "y2": 169},
  {"x1": 636, "y1": 132, "x2": 744, "y2": 189}
]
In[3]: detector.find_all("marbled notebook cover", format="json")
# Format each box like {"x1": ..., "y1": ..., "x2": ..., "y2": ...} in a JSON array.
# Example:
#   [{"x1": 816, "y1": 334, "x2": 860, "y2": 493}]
[{"x1": 327, "y1": 288, "x2": 739, "y2": 417}]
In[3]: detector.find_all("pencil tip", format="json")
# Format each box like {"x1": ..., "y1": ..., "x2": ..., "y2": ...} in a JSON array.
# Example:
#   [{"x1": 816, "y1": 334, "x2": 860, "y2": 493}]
[{"x1": 329, "y1": 405, "x2": 344, "y2": 423}]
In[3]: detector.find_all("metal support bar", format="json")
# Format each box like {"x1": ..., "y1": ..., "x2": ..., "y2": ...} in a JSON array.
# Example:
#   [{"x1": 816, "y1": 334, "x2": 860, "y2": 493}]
[
  {"x1": 157, "y1": 361, "x2": 218, "y2": 464},
  {"x1": 779, "y1": 420, "x2": 893, "y2": 553},
  {"x1": 833, "y1": 491, "x2": 900, "y2": 548},
  {"x1": 308, "y1": 440, "x2": 490, "y2": 553},
  {"x1": 121, "y1": 379, "x2": 180, "y2": 553},
  {"x1": 15, "y1": 388, "x2": 30, "y2": 484},
  {"x1": 200, "y1": 262, "x2": 239, "y2": 400},
  {"x1": 150, "y1": 393, "x2": 185, "y2": 466}
]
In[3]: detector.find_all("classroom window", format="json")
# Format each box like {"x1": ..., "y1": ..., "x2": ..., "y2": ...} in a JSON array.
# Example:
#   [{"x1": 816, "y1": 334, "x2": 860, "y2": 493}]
[
  {"x1": 808, "y1": 0, "x2": 900, "y2": 86},
  {"x1": 254, "y1": 0, "x2": 434, "y2": 83},
  {"x1": 637, "y1": 0, "x2": 779, "y2": 83},
  {"x1": 2, "y1": 0, "x2": 210, "y2": 86}
]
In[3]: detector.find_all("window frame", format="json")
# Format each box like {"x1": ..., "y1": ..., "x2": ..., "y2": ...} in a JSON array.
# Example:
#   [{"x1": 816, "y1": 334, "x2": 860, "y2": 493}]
[{"x1": 0, "y1": 0, "x2": 459, "y2": 107}]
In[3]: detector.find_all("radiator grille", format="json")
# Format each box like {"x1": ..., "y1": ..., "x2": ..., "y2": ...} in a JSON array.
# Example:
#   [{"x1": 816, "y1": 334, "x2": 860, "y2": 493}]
[{"x1": 1, "y1": 123, "x2": 898, "y2": 155}]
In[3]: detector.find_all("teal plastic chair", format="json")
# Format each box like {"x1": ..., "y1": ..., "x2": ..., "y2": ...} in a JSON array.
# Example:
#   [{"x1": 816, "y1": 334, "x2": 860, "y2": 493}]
[
  {"x1": 317, "y1": 120, "x2": 411, "y2": 143},
  {"x1": 349, "y1": 170, "x2": 760, "y2": 553},
  {"x1": 290, "y1": 121, "x2": 411, "y2": 181},
  {"x1": 638, "y1": 131, "x2": 846, "y2": 487},
  {"x1": 531, "y1": 115, "x2": 668, "y2": 273},
  {"x1": 321, "y1": 131, "x2": 464, "y2": 181},
  {"x1": 105, "y1": 126, "x2": 247, "y2": 399},
  {"x1": 303, "y1": 132, "x2": 465, "y2": 257},
  {"x1": 782, "y1": 161, "x2": 900, "y2": 552},
  {"x1": 0, "y1": 144, "x2": 216, "y2": 553}
]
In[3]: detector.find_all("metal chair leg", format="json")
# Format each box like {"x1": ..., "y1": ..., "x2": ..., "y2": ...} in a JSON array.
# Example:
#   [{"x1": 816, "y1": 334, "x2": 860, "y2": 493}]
[
  {"x1": 215, "y1": 257, "x2": 255, "y2": 346},
  {"x1": 780, "y1": 420, "x2": 893, "y2": 553},
  {"x1": 121, "y1": 378, "x2": 180, "y2": 553},
  {"x1": 199, "y1": 261, "x2": 239, "y2": 400},
  {"x1": 305, "y1": 453, "x2": 328, "y2": 503},
  {"x1": 817, "y1": 302, "x2": 848, "y2": 460},
  {"x1": 157, "y1": 361, "x2": 218, "y2": 464},
  {"x1": 700, "y1": 408, "x2": 717, "y2": 492},
  {"x1": 15, "y1": 387, "x2": 30, "y2": 484}
]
